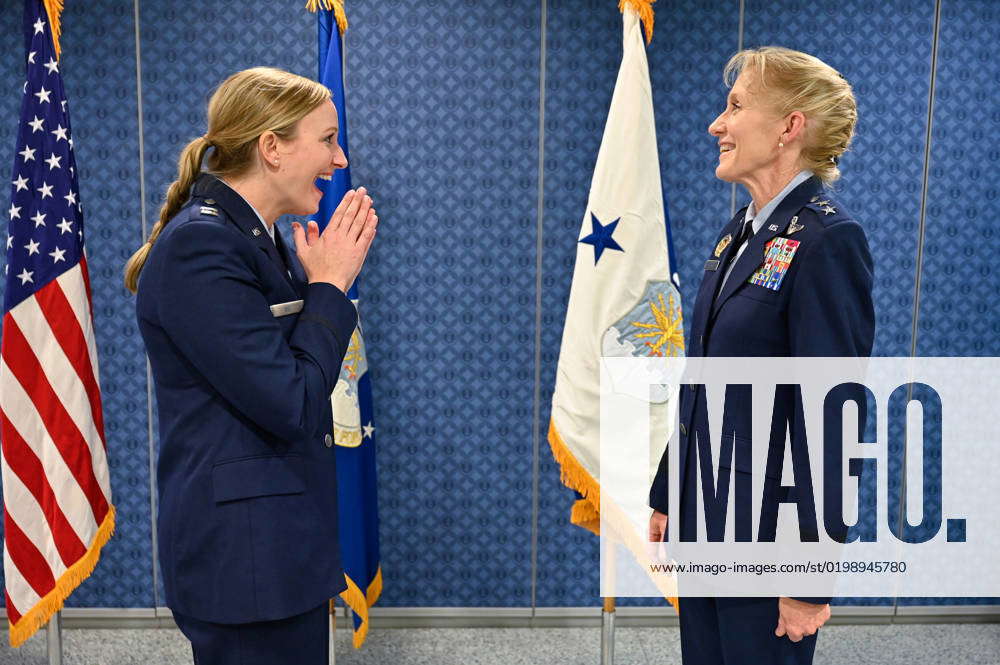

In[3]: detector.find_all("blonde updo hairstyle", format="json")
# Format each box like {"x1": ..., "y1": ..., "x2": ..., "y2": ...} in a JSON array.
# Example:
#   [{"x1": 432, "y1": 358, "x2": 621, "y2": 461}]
[
  {"x1": 124, "y1": 67, "x2": 331, "y2": 293},
  {"x1": 724, "y1": 46, "x2": 857, "y2": 185}
]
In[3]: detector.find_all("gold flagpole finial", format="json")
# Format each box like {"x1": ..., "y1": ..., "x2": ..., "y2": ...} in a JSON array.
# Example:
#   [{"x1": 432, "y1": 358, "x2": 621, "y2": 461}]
[
  {"x1": 618, "y1": 0, "x2": 655, "y2": 44},
  {"x1": 305, "y1": 0, "x2": 348, "y2": 34},
  {"x1": 42, "y1": 0, "x2": 65, "y2": 59}
]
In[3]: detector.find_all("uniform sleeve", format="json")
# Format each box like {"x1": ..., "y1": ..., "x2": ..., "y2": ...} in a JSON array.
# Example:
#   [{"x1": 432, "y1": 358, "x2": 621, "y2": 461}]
[
  {"x1": 649, "y1": 442, "x2": 670, "y2": 515},
  {"x1": 787, "y1": 219, "x2": 874, "y2": 605},
  {"x1": 155, "y1": 220, "x2": 358, "y2": 442},
  {"x1": 788, "y1": 220, "x2": 875, "y2": 357}
]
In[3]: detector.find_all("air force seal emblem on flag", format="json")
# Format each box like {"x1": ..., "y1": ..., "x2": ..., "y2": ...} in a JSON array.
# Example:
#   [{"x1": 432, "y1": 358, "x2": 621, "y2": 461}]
[
  {"x1": 601, "y1": 280, "x2": 685, "y2": 404},
  {"x1": 332, "y1": 322, "x2": 369, "y2": 447}
]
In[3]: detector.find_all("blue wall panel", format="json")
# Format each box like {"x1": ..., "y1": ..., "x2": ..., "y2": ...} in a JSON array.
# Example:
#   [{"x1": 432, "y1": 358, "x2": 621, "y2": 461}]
[
  {"x1": 917, "y1": 0, "x2": 999, "y2": 358},
  {"x1": 344, "y1": 0, "x2": 540, "y2": 606},
  {"x1": 907, "y1": 0, "x2": 1000, "y2": 607}
]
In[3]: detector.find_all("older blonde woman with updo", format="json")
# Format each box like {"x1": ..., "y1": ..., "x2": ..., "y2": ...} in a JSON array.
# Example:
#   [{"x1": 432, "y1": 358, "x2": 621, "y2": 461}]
[
  {"x1": 648, "y1": 47, "x2": 875, "y2": 665},
  {"x1": 125, "y1": 67, "x2": 377, "y2": 664}
]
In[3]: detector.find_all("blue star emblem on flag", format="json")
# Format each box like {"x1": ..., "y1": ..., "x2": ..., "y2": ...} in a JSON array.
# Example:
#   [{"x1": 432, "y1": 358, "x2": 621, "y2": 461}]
[{"x1": 579, "y1": 212, "x2": 624, "y2": 264}]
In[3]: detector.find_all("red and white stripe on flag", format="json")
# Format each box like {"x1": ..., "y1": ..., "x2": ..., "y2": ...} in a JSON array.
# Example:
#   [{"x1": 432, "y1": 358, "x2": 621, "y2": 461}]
[{"x1": 1, "y1": 261, "x2": 115, "y2": 646}]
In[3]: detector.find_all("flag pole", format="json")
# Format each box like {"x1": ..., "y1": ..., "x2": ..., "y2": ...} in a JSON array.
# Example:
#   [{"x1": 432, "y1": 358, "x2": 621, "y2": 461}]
[
  {"x1": 46, "y1": 611, "x2": 62, "y2": 665},
  {"x1": 601, "y1": 536, "x2": 617, "y2": 665},
  {"x1": 601, "y1": 597, "x2": 616, "y2": 665}
]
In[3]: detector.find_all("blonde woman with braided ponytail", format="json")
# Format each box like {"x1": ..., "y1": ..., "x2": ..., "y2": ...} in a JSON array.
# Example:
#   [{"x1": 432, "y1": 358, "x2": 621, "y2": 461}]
[{"x1": 129, "y1": 67, "x2": 377, "y2": 664}]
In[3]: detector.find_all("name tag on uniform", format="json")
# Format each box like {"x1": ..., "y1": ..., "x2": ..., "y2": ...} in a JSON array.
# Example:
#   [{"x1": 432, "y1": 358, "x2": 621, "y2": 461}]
[
  {"x1": 269, "y1": 300, "x2": 303, "y2": 317},
  {"x1": 748, "y1": 237, "x2": 801, "y2": 291},
  {"x1": 704, "y1": 259, "x2": 720, "y2": 271}
]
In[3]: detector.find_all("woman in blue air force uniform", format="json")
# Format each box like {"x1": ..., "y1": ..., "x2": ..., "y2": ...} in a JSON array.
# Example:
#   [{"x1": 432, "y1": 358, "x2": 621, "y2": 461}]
[
  {"x1": 648, "y1": 48, "x2": 875, "y2": 665},
  {"x1": 124, "y1": 67, "x2": 378, "y2": 664}
]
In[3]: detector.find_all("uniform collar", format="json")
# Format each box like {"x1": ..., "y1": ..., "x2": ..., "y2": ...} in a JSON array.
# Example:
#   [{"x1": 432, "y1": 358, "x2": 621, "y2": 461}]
[
  {"x1": 744, "y1": 170, "x2": 815, "y2": 235},
  {"x1": 191, "y1": 173, "x2": 273, "y2": 242},
  {"x1": 191, "y1": 173, "x2": 302, "y2": 290},
  {"x1": 711, "y1": 174, "x2": 824, "y2": 318}
]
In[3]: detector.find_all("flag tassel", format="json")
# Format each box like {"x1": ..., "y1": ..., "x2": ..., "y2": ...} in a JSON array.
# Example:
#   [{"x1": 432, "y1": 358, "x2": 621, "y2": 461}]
[
  {"x1": 8, "y1": 505, "x2": 116, "y2": 647},
  {"x1": 304, "y1": 0, "x2": 348, "y2": 34},
  {"x1": 41, "y1": 0, "x2": 64, "y2": 59},
  {"x1": 618, "y1": 0, "x2": 655, "y2": 44}
]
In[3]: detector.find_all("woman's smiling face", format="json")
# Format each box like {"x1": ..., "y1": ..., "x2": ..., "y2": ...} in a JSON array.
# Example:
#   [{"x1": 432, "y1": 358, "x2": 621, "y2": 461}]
[{"x1": 708, "y1": 71, "x2": 786, "y2": 186}]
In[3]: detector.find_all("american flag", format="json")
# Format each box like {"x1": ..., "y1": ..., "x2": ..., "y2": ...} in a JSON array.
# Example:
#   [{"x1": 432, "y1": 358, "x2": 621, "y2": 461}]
[{"x1": 0, "y1": 0, "x2": 114, "y2": 647}]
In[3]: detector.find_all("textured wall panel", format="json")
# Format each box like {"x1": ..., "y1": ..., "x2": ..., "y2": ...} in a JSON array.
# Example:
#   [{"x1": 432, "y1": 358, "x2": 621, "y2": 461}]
[
  {"x1": 0, "y1": 0, "x2": 153, "y2": 607},
  {"x1": 907, "y1": 0, "x2": 1000, "y2": 607},
  {"x1": 344, "y1": 0, "x2": 540, "y2": 606},
  {"x1": 536, "y1": 0, "x2": 739, "y2": 607}
]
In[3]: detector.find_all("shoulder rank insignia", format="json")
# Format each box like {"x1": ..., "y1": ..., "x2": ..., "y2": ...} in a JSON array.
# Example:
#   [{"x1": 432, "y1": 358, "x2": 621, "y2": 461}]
[
  {"x1": 821, "y1": 204, "x2": 836, "y2": 215},
  {"x1": 787, "y1": 215, "x2": 805, "y2": 235},
  {"x1": 714, "y1": 234, "x2": 733, "y2": 258},
  {"x1": 199, "y1": 206, "x2": 218, "y2": 217},
  {"x1": 748, "y1": 237, "x2": 801, "y2": 291}
]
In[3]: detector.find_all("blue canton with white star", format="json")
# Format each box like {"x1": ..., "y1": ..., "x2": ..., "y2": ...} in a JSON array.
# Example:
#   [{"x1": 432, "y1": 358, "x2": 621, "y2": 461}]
[
  {"x1": 5, "y1": 1, "x2": 85, "y2": 313},
  {"x1": 579, "y1": 212, "x2": 624, "y2": 264}
]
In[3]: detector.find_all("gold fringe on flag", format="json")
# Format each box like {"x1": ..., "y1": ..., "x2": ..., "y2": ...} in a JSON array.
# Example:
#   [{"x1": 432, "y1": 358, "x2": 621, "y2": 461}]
[
  {"x1": 42, "y1": 0, "x2": 65, "y2": 59},
  {"x1": 8, "y1": 506, "x2": 116, "y2": 647},
  {"x1": 333, "y1": 567, "x2": 383, "y2": 648},
  {"x1": 548, "y1": 422, "x2": 678, "y2": 610},
  {"x1": 305, "y1": 0, "x2": 349, "y2": 34},
  {"x1": 618, "y1": 0, "x2": 655, "y2": 44},
  {"x1": 547, "y1": 421, "x2": 603, "y2": 535}
]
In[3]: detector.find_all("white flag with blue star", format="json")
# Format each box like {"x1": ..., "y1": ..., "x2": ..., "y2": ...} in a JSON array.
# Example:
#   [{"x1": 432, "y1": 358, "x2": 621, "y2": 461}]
[{"x1": 548, "y1": 4, "x2": 683, "y2": 564}]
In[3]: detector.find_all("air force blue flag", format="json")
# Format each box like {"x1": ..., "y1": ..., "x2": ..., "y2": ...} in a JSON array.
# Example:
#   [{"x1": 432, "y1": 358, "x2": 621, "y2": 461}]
[{"x1": 311, "y1": 2, "x2": 381, "y2": 648}]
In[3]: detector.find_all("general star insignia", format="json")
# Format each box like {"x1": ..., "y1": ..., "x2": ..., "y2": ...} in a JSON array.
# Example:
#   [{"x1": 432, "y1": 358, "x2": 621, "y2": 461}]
[
  {"x1": 714, "y1": 234, "x2": 733, "y2": 257},
  {"x1": 821, "y1": 205, "x2": 836, "y2": 215}
]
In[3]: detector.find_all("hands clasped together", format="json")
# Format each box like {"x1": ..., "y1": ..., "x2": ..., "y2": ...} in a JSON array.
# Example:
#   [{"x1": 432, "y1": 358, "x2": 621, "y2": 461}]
[{"x1": 292, "y1": 186, "x2": 378, "y2": 294}]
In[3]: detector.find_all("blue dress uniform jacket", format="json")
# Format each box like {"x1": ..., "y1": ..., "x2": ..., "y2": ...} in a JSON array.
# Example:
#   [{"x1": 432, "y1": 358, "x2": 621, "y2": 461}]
[
  {"x1": 136, "y1": 174, "x2": 356, "y2": 624},
  {"x1": 648, "y1": 176, "x2": 874, "y2": 664},
  {"x1": 650, "y1": 175, "x2": 874, "y2": 521}
]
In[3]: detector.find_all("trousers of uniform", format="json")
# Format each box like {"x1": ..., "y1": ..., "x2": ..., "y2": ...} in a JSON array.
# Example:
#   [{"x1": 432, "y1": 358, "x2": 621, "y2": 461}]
[
  {"x1": 679, "y1": 597, "x2": 818, "y2": 665},
  {"x1": 172, "y1": 603, "x2": 328, "y2": 665}
]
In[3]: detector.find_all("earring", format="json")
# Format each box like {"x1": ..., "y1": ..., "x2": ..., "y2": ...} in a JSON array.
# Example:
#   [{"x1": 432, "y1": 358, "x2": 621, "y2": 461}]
[{"x1": 778, "y1": 141, "x2": 784, "y2": 148}]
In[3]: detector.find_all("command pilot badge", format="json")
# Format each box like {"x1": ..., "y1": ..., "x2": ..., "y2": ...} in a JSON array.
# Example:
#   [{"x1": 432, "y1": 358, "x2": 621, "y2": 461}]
[
  {"x1": 748, "y1": 237, "x2": 801, "y2": 291},
  {"x1": 714, "y1": 234, "x2": 733, "y2": 258}
]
